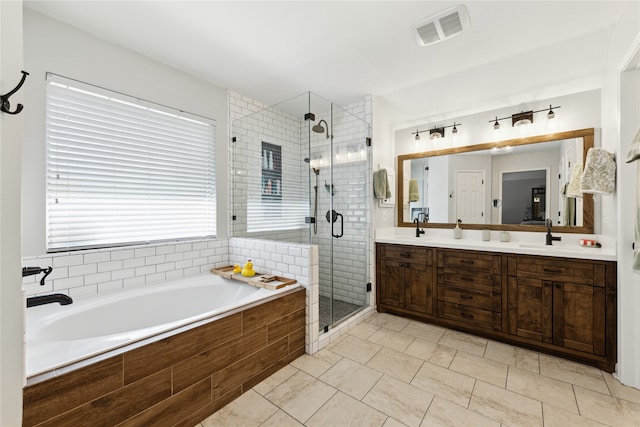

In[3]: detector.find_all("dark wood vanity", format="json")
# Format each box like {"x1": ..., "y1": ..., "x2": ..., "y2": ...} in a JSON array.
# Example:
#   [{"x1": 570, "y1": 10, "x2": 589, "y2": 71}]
[{"x1": 376, "y1": 243, "x2": 617, "y2": 372}]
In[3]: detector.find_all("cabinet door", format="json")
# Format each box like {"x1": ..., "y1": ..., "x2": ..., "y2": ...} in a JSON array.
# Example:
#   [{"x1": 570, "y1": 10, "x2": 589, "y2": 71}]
[
  {"x1": 507, "y1": 276, "x2": 553, "y2": 343},
  {"x1": 405, "y1": 262, "x2": 432, "y2": 315},
  {"x1": 553, "y1": 282, "x2": 606, "y2": 356},
  {"x1": 379, "y1": 258, "x2": 405, "y2": 308}
]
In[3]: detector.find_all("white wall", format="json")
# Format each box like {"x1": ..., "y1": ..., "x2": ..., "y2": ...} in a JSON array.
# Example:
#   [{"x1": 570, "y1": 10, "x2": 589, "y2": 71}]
[
  {"x1": 1, "y1": 2, "x2": 25, "y2": 425},
  {"x1": 22, "y1": 9, "x2": 229, "y2": 256}
]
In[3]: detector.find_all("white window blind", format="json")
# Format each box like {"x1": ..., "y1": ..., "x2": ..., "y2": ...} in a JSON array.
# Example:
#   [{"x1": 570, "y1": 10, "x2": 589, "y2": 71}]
[{"x1": 45, "y1": 74, "x2": 216, "y2": 251}]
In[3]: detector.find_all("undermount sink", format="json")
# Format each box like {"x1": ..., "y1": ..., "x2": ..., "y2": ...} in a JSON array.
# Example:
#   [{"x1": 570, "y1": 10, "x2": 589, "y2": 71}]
[{"x1": 518, "y1": 242, "x2": 577, "y2": 251}]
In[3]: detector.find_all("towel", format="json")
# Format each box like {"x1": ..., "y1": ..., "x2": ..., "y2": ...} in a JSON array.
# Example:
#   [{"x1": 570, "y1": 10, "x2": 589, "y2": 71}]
[
  {"x1": 408, "y1": 179, "x2": 419, "y2": 202},
  {"x1": 626, "y1": 127, "x2": 640, "y2": 163},
  {"x1": 373, "y1": 169, "x2": 391, "y2": 199},
  {"x1": 566, "y1": 163, "x2": 583, "y2": 198},
  {"x1": 580, "y1": 148, "x2": 616, "y2": 194}
]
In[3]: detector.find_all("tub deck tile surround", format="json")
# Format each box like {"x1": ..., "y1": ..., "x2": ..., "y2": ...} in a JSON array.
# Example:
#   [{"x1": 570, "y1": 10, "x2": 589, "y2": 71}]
[{"x1": 22, "y1": 287, "x2": 305, "y2": 427}]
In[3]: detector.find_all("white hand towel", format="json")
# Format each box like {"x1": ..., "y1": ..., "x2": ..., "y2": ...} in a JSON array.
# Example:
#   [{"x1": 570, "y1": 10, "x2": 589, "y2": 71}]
[
  {"x1": 580, "y1": 148, "x2": 616, "y2": 194},
  {"x1": 566, "y1": 163, "x2": 583, "y2": 198},
  {"x1": 626, "y1": 127, "x2": 640, "y2": 163}
]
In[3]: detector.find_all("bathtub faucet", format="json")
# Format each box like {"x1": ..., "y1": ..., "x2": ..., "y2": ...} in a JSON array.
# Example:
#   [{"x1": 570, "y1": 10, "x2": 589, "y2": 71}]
[
  {"x1": 26, "y1": 294, "x2": 73, "y2": 308},
  {"x1": 22, "y1": 266, "x2": 53, "y2": 287}
]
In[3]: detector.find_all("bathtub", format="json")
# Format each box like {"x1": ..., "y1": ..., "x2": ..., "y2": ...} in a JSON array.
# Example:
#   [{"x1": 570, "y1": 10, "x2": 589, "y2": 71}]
[{"x1": 25, "y1": 274, "x2": 299, "y2": 378}]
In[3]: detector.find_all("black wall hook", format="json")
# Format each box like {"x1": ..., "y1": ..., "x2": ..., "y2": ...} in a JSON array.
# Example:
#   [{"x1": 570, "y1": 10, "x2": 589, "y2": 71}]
[{"x1": 1, "y1": 71, "x2": 29, "y2": 115}]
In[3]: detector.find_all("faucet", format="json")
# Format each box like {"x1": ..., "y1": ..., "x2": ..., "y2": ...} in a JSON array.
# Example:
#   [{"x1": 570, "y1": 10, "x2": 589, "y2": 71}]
[
  {"x1": 27, "y1": 294, "x2": 73, "y2": 308},
  {"x1": 545, "y1": 219, "x2": 562, "y2": 245},
  {"x1": 414, "y1": 211, "x2": 429, "y2": 237}
]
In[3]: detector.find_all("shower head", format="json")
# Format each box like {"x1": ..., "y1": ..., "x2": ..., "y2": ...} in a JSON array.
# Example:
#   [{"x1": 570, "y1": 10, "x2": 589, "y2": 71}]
[{"x1": 312, "y1": 119, "x2": 329, "y2": 138}]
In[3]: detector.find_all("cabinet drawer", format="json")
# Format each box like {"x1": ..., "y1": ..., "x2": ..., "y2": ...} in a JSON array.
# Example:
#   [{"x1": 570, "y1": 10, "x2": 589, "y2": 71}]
[
  {"x1": 441, "y1": 251, "x2": 495, "y2": 273},
  {"x1": 439, "y1": 286, "x2": 496, "y2": 311},
  {"x1": 383, "y1": 245, "x2": 430, "y2": 264},
  {"x1": 438, "y1": 301, "x2": 501, "y2": 330},
  {"x1": 513, "y1": 256, "x2": 595, "y2": 285},
  {"x1": 442, "y1": 269, "x2": 494, "y2": 293}
]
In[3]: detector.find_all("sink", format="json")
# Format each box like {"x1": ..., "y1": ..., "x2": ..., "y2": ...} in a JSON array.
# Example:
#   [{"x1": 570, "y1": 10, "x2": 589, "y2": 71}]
[{"x1": 518, "y1": 242, "x2": 579, "y2": 252}]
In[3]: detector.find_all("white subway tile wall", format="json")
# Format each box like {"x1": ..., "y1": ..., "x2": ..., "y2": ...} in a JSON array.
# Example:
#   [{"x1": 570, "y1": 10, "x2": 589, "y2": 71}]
[{"x1": 21, "y1": 239, "x2": 229, "y2": 298}]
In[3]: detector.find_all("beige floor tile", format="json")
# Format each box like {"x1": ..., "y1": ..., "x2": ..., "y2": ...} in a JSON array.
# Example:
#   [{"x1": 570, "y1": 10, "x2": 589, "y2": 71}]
[
  {"x1": 575, "y1": 385, "x2": 640, "y2": 427},
  {"x1": 421, "y1": 396, "x2": 500, "y2": 427},
  {"x1": 469, "y1": 380, "x2": 543, "y2": 427},
  {"x1": 305, "y1": 391, "x2": 387, "y2": 427},
  {"x1": 404, "y1": 338, "x2": 457, "y2": 368},
  {"x1": 264, "y1": 370, "x2": 337, "y2": 423},
  {"x1": 329, "y1": 334, "x2": 382, "y2": 364},
  {"x1": 366, "y1": 312, "x2": 411, "y2": 332},
  {"x1": 539, "y1": 353, "x2": 609, "y2": 394},
  {"x1": 507, "y1": 366, "x2": 578, "y2": 413},
  {"x1": 438, "y1": 330, "x2": 487, "y2": 356},
  {"x1": 411, "y1": 361, "x2": 476, "y2": 407},
  {"x1": 542, "y1": 403, "x2": 608, "y2": 427},
  {"x1": 319, "y1": 358, "x2": 382, "y2": 399},
  {"x1": 367, "y1": 327, "x2": 415, "y2": 352},
  {"x1": 366, "y1": 347, "x2": 424, "y2": 383},
  {"x1": 484, "y1": 340, "x2": 539, "y2": 373},
  {"x1": 363, "y1": 375, "x2": 434, "y2": 427},
  {"x1": 603, "y1": 372, "x2": 640, "y2": 404},
  {"x1": 253, "y1": 364, "x2": 299, "y2": 395},
  {"x1": 449, "y1": 351, "x2": 508, "y2": 388},
  {"x1": 202, "y1": 389, "x2": 278, "y2": 427},
  {"x1": 260, "y1": 409, "x2": 304, "y2": 427},
  {"x1": 382, "y1": 418, "x2": 407, "y2": 427},
  {"x1": 289, "y1": 349, "x2": 342, "y2": 378},
  {"x1": 348, "y1": 321, "x2": 380, "y2": 339},
  {"x1": 401, "y1": 320, "x2": 446, "y2": 343}
]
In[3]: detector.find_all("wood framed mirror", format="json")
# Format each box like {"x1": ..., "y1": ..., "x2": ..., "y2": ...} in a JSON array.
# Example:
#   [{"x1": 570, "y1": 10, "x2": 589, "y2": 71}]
[{"x1": 396, "y1": 128, "x2": 594, "y2": 233}]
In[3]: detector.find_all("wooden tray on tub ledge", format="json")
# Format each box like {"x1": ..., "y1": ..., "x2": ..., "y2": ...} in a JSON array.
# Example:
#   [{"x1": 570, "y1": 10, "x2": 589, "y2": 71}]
[{"x1": 210, "y1": 266, "x2": 297, "y2": 290}]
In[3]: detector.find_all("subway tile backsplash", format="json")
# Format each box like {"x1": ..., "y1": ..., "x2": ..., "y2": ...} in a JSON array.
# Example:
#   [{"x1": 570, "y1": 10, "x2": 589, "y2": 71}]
[{"x1": 22, "y1": 239, "x2": 229, "y2": 298}]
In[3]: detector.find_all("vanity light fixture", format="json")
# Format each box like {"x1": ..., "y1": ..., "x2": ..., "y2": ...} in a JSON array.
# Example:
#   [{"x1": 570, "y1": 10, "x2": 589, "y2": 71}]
[
  {"x1": 489, "y1": 105, "x2": 561, "y2": 129},
  {"x1": 411, "y1": 122, "x2": 461, "y2": 140}
]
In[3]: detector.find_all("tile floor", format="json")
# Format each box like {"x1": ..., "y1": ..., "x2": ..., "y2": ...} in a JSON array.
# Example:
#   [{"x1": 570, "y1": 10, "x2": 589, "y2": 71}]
[{"x1": 197, "y1": 312, "x2": 640, "y2": 427}]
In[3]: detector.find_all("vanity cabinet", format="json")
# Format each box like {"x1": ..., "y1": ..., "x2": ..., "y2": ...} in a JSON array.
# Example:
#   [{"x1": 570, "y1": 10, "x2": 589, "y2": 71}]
[
  {"x1": 507, "y1": 255, "x2": 614, "y2": 358},
  {"x1": 375, "y1": 243, "x2": 617, "y2": 372},
  {"x1": 437, "y1": 250, "x2": 502, "y2": 332},
  {"x1": 376, "y1": 244, "x2": 434, "y2": 315}
]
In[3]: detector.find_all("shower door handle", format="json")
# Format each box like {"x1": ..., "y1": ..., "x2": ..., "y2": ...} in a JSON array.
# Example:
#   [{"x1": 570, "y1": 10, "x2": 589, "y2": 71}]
[{"x1": 332, "y1": 212, "x2": 343, "y2": 238}]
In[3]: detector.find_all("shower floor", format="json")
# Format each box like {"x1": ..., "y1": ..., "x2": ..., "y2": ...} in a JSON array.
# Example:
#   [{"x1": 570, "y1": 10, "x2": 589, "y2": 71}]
[{"x1": 319, "y1": 295, "x2": 363, "y2": 331}]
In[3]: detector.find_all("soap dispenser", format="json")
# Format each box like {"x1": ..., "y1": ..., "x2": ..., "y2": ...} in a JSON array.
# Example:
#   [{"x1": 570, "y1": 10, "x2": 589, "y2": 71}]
[{"x1": 453, "y1": 219, "x2": 462, "y2": 239}]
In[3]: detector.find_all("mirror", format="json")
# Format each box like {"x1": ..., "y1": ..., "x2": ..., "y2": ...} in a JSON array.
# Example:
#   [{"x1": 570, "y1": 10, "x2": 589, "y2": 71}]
[{"x1": 397, "y1": 128, "x2": 594, "y2": 233}]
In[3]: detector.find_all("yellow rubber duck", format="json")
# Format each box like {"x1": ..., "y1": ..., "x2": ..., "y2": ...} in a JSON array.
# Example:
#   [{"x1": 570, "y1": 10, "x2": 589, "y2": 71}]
[
  {"x1": 232, "y1": 264, "x2": 241, "y2": 274},
  {"x1": 241, "y1": 260, "x2": 255, "y2": 277}
]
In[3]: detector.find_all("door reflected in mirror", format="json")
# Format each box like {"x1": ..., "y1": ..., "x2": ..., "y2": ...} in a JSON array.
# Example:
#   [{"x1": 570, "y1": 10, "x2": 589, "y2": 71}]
[{"x1": 397, "y1": 129, "x2": 594, "y2": 234}]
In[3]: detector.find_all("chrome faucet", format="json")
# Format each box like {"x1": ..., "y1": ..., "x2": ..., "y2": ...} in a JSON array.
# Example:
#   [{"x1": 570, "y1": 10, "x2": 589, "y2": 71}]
[
  {"x1": 545, "y1": 219, "x2": 562, "y2": 245},
  {"x1": 414, "y1": 211, "x2": 429, "y2": 238}
]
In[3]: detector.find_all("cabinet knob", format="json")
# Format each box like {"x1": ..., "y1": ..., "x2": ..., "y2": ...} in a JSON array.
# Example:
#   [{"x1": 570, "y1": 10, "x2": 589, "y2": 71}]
[
  {"x1": 460, "y1": 276, "x2": 474, "y2": 282},
  {"x1": 543, "y1": 268, "x2": 562, "y2": 274},
  {"x1": 461, "y1": 312, "x2": 474, "y2": 319},
  {"x1": 460, "y1": 294, "x2": 473, "y2": 300},
  {"x1": 555, "y1": 283, "x2": 562, "y2": 289},
  {"x1": 460, "y1": 260, "x2": 474, "y2": 264},
  {"x1": 400, "y1": 252, "x2": 411, "y2": 258}
]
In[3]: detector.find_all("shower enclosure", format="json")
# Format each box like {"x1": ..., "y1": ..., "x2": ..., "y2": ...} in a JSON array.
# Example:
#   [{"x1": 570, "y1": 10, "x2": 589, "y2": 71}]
[{"x1": 231, "y1": 92, "x2": 371, "y2": 332}]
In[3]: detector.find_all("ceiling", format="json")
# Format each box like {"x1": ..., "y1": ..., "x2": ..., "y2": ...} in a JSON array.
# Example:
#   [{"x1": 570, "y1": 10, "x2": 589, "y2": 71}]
[{"x1": 24, "y1": 1, "x2": 635, "y2": 126}]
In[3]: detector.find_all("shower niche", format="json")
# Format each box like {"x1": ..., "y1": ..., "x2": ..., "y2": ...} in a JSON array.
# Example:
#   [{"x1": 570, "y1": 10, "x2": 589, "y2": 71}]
[
  {"x1": 261, "y1": 142, "x2": 282, "y2": 200},
  {"x1": 232, "y1": 91, "x2": 372, "y2": 335}
]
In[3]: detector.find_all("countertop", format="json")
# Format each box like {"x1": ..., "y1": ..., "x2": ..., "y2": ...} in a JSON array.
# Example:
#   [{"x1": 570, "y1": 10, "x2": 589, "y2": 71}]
[{"x1": 375, "y1": 228, "x2": 617, "y2": 261}]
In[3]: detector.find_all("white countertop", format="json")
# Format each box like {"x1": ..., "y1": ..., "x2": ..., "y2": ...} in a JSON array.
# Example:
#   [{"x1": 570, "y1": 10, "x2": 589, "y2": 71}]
[{"x1": 375, "y1": 228, "x2": 617, "y2": 261}]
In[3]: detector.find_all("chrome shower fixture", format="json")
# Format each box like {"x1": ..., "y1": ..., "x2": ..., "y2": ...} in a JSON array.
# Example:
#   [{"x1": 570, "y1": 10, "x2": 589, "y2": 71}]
[{"x1": 312, "y1": 119, "x2": 329, "y2": 138}]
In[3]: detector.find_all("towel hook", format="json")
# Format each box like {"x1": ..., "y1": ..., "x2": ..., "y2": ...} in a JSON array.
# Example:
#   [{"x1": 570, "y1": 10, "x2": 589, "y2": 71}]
[{"x1": 1, "y1": 71, "x2": 29, "y2": 115}]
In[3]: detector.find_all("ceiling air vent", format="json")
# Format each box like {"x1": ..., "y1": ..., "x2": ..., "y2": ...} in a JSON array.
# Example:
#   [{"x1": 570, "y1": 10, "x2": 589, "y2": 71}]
[{"x1": 411, "y1": 4, "x2": 470, "y2": 47}]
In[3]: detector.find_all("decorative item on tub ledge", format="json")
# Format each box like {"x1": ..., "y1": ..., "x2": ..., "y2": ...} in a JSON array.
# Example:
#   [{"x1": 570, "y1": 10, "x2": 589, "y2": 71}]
[
  {"x1": 211, "y1": 266, "x2": 297, "y2": 290},
  {"x1": 489, "y1": 104, "x2": 560, "y2": 129}
]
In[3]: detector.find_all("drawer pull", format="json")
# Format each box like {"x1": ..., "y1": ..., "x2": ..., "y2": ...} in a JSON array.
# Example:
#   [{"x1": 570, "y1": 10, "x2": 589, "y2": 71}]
[
  {"x1": 460, "y1": 312, "x2": 474, "y2": 319},
  {"x1": 543, "y1": 268, "x2": 562, "y2": 274},
  {"x1": 460, "y1": 294, "x2": 473, "y2": 300},
  {"x1": 460, "y1": 276, "x2": 474, "y2": 282},
  {"x1": 460, "y1": 260, "x2": 474, "y2": 264},
  {"x1": 400, "y1": 252, "x2": 411, "y2": 258}
]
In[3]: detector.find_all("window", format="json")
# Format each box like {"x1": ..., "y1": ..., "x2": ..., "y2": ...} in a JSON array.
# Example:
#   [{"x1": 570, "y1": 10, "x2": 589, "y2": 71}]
[{"x1": 45, "y1": 74, "x2": 216, "y2": 251}]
